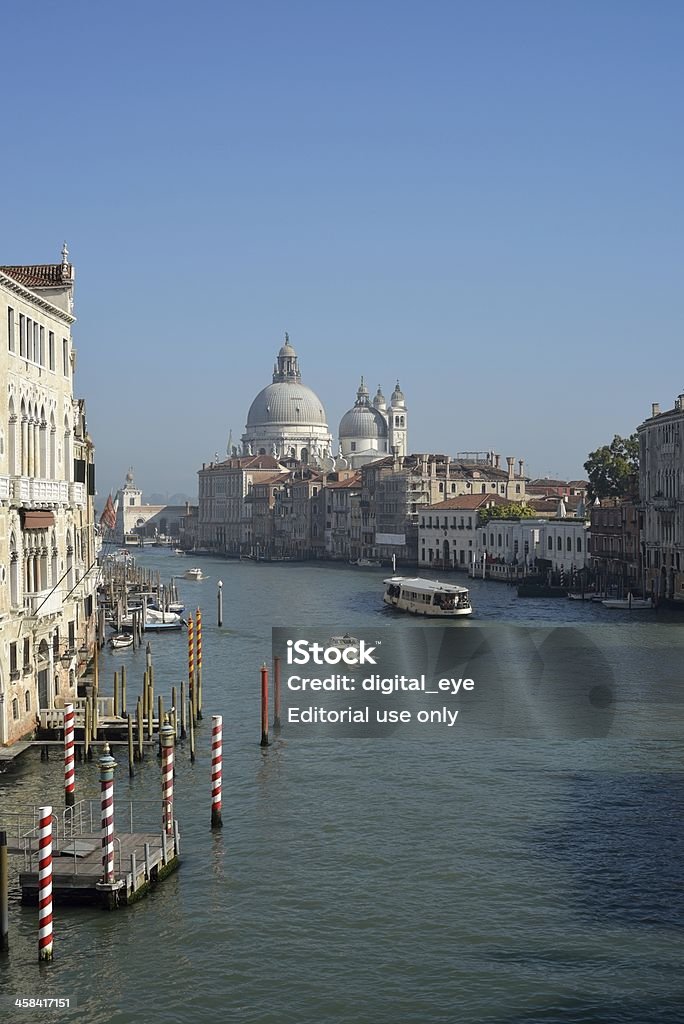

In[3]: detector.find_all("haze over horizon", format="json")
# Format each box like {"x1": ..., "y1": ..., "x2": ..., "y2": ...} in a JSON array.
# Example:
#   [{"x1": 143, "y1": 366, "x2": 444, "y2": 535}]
[{"x1": 2, "y1": 1, "x2": 681, "y2": 500}]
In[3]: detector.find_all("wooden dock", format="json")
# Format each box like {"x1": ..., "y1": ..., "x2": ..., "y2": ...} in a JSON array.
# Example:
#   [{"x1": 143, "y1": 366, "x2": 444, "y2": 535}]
[{"x1": 2, "y1": 801, "x2": 180, "y2": 909}]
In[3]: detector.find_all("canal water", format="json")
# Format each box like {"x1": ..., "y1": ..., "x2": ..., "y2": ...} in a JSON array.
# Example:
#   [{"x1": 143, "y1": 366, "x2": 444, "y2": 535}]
[{"x1": 1, "y1": 552, "x2": 683, "y2": 1023}]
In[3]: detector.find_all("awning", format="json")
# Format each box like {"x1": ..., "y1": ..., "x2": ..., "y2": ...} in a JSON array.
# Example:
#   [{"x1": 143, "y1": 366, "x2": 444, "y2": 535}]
[{"x1": 21, "y1": 510, "x2": 55, "y2": 529}]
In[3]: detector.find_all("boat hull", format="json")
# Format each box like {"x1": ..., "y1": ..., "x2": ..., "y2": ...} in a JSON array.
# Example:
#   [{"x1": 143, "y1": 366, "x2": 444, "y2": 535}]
[{"x1": 383, "y1": 595, "x2": 472, "y2": 617}]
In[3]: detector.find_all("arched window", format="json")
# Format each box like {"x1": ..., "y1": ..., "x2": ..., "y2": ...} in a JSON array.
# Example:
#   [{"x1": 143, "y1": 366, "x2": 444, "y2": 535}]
[
  {"x1": 577, "y1": 537, "x2": 582, "y2": 553},
  {"x1": 9, "y1": 533, "x2": 19, "y2": 608},
  {"x1": 567, "y1": 536, "x2": 572, "y2": 551},
  {"x1": 8, "y1": 396, "x2": 17, "y2": 475},
  {"x1": 547, "y1": 536, "x2": 553, "y2": 550},
  {"x1": 63, "y1": 413, "x2": 72, "y2": 480},
  {"x1": 557, "y1": 536, "x2": 562, "y2": 550},
  {"x1": 39, "y1": 404, "x2": 47, "y2": 477},
  {"x1": 49, "y1": 410, "x2": 56, "y2": 478},
  {"x1": 12, "y1": 698, "x2": 19, "y2": 721},
  {"x1": 25, "y1": 690, "x2": 31, "y2": 712}
]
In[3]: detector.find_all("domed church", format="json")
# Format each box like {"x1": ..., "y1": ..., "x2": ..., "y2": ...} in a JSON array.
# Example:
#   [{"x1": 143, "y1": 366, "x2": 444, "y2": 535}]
[
  {"x1": 241, "y1": 336, "x2": 333, "y2": 462},
  {"x1": 338, "y1": 378, "x2": 408, "y2": 468}
]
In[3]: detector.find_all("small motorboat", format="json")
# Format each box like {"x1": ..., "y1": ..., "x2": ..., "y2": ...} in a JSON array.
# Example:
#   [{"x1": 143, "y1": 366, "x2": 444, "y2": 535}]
[
  {"x1": 329, "y1": 633, "x2": 361, "y2": 649},
  {"x1": 183, "y1": 567, "x2": 206, "y2": 581},
  {"x1": 110, "y1": 633, "x2": 134, "y2": 650}
]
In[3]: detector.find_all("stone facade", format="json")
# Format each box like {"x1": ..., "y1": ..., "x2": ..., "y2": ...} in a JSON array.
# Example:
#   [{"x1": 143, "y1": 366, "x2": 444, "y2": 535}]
[
  {"x1": 0, "y1": 249, "x2": 97, "y2": 745},
  {"x1": 638, "y1": 396, "x2": 684, "y2": 601}
]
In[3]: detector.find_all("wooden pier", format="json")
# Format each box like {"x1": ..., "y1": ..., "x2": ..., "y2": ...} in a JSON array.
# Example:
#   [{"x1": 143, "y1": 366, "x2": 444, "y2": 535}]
[{"x1": 2, "y1": 801, "x2": 180, "y2": 909}]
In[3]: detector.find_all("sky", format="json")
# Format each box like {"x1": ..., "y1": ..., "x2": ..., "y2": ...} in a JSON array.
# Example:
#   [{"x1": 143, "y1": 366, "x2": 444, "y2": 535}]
[{"x1": 2, "y1": 1, "x2": 683, "y2": 499}]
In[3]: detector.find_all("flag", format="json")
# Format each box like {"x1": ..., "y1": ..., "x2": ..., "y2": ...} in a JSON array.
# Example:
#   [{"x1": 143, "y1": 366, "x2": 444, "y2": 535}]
[{"x1": 100, "y1": 494, "x2": 117, "y2": 530}]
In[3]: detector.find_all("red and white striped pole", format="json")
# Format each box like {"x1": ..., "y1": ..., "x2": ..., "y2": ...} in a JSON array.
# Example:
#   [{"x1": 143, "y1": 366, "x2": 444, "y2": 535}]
[
  {"x1": 64, "y1": 703, "x2": 75, "y2": 807},
  {"x1": 211, "y1": 715, "x2": 222, "y2": 830},
  {"x1": 98, "y1": 745, "x2": 117, "y2": 884},
  {"x1": 160, "y1": 719, "x2": 174, "y2": 836},
  {"x1": 37, "y1": 806, "x2": 53, "y2": 962}
]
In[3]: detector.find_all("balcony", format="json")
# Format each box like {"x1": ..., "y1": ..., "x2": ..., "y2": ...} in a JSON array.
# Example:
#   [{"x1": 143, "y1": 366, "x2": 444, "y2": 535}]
[
  {"x1": 70, "y1": 482, "x2": 86, "y2": 506},
  {"x1": 23, "y1": 588, "x2": 64, "y2": 617},
  {"x1": 12, "y1": 476, "x2": 70, "y2": 506}
]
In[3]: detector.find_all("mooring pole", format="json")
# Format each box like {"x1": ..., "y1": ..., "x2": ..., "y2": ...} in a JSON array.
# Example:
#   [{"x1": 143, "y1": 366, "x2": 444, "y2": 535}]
[
  {"x1": 211, "y1": 715, "x2": 223, "y2": 830},
  {"x1": 260, "y1": 663, "x2": 269, "y2": 747},
  {"x1": 161, "y1": 718, "x2": 175, "y2": 837},
  {"x1": 217, "y1": 581, "x2": 223, "y2": 627},
  {"x1": 273, "y1": 656, "x2": 282, "y2": 731},
  {"x1": 99, "y1": 745, "x2": 117, "y2": 884},
  {"x1": 64, "y1": 702, "x2": 75, "y2": 807},
  {"x1": 0, "y1": 830, "x2": 9, "y2": 953},
  {"x1": 37, "y1": 806, "x2": 53, "y2": 961}
]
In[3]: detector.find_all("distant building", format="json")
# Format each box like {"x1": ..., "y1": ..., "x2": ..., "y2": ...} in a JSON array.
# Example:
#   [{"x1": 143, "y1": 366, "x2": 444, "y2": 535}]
[
  {"x1": 418, "y1": 494, "x2": 509, "y2": 570},
  {"x1": 241, "y1": 336, "x2": 333, "y2": 462},
  {"x1": 339, "y1": 379, "x2": 407, "y2": 467},
  {"x1": 113, "y1": 469, "x2": 191, "y2": 544},
  {"x1": 589, "y1": 498, "x2": 640, "y2": 595}
]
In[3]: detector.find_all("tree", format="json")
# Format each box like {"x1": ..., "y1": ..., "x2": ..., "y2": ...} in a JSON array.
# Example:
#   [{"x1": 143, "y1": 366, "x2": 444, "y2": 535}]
[
  {"x1": 584, "y1": 434, "x2": 639, "y2": 502},
  {"x1": 478, "y1": 502, "x2": 538, "y2": 526}
]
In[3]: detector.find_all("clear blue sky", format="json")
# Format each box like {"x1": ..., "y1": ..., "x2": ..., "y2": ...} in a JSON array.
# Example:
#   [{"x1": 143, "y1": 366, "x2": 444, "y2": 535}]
[{"x1": 3, "y1": 1, "x2": 682, "y2": 499}]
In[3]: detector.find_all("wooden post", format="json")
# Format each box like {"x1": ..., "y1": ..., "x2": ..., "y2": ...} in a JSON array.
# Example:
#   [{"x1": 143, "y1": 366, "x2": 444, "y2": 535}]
[
  {"x1": 127, "y1": 713, "x2": 134, "y2": 776},
  {"x1": 98, "y1": 746, "x2": 117, "y2": 883},
  {"x1": 136, "y1": 697, "x2": 144, "y2": 761},
  {"x1": 113, "y1": 670, "x2": 119, "y2": 718},
  {"x1": 260, "y1": 663, "x2": 269, "y2": 747},
  {"x1": 171, "y1": 686, "x2": 178, "y2": 739},
  {"x1": 93, "y1": 640, "x2": 99, "y2": 695},
  {"x1": 84, "y1": 699, "x2": 91, "y2": 761},
  {"x1": 188, "y1": 698, "x2": 195, "y2": 763},
  {"x1": 121, "y1": 663, "x2": 127, "y2": 716},
  {"x1": 217, "y1": 581, "x2": 223, "y2": 627},
  {"x1": 91, "y1": 692, "x2": 99, "y2": 742},
  {"x1": 0, "y1": 830, "x2": 9, "y2": 953},
  {"x1": 157, "y1": 695, "x2": 164, "y2": 757},
  {"x1": 180, "y1": 681, "x2": 187, "y2": 739},
  {"x1": 273, "y1": 655, "x2": 282, "y2": 730},
  {"x1": 147, "y1": 672, "x2": 154, "y2": 741}
]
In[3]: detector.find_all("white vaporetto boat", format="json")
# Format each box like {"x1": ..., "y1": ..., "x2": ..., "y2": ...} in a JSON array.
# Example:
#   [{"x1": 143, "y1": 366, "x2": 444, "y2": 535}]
[
  {"x1": 602, "y1": 595, "x2": 653, "y2": 610},
  {"x1": 383, "y1": 577, "x2": 473, "y2": 617}
]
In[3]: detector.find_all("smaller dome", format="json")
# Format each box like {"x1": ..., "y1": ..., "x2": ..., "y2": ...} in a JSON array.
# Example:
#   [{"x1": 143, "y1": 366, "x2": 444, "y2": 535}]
[
  {"x1": 339, "y1": 404, "x2": 388, "y2": 440},
  {"x1": 391, "y1": 381, "x2": 405, "y2": 405},
  {"x1": 279, "y1": 331, "x2": 296, "y2": 358},
  {"x1": 373, "y1": 386, "x2": 387, "y2": 411}
]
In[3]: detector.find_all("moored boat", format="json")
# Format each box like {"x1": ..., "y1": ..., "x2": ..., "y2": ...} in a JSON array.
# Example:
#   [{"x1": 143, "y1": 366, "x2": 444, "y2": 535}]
[
  {"x1": 109, "y1": 633, "x2": 133, "y2": 649},
  {"x1": 602, "y1": 595, "x2": 654, "y2": 610},
  {"x1": 383, "y1": 576, "x2": 472, "y2": 617}
]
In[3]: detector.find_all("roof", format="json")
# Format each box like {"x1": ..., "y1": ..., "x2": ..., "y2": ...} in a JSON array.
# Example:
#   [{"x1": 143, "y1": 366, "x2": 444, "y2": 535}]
[
  {"x1": 339, "y1": 404, "x2": 388, "y2": 439},
  {"x1": 424, "y1": 494, "x2": 510, "y2": 511},
  {"x1": 324, "y1": 474, "x2": 362, "y2": 489},
  {"x1": 204, "y1": 455, "x2": 282, "y2": 471},
  {"x1": 1, "y1": 263, "x2": 73, "y2": 288},
  {"x1": 246, "y1": 381, "x2": 328, "y2": 427},
  {"x1": 383, "y1": 576, "x2": 469, "y2": 594}
]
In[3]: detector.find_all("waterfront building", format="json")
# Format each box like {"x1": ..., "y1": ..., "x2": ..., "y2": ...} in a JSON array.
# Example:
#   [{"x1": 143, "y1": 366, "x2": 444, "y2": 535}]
[
  {"x1": 241, "y1": 336, "x2": 333, "y2": 462},
  {"x1": 638, "y1": 396, "x2": 684, "y2": 600},
  {"x1": 321, "y1": 471, "x2": 362, "y2": 561},
  {"x1": 589, "y1": 498, "x2": 640, "y2": 595},
  {"x1": 418, "y1": 494, "x2": 509, "y2": 570},
  {"x1": 361, "y1": 452, "x2": 528, "y2": 564},
  {"x1": 472, "y1": 516, "x2": 589, "y2": 578},
  {"x1": 197, "y1": 455, "x2": 283, "y2": 555},
  {"x1": 0, "y1": 247, "x2": 97, "y2": 745},
  {"x1": 338, "y1": 379, "x2": 407, "y2": 467}
]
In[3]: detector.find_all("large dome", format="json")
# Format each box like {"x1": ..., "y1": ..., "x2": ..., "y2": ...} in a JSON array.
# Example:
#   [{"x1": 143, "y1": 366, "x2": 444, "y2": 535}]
[
  {"x1": 247, "y1": 381, "x2": 327, "y2": 427},
  {"x1": 339, "y1": 404, "x2": 388, "y2": 439}
]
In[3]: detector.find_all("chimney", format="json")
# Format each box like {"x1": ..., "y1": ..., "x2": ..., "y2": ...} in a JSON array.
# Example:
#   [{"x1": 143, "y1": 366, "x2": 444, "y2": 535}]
[
  {"x1": 506, "y1": 457, "x2": 515, "y2": 481},
  {"x1": 430, "y1": 457, "x2": 436, "y2": 478},
  {"x1": 494, "y1": 454, "x2": 500, "y2": 469},
  {"x1": 652, "y1": 403, "x2": 660, "y2": 417},
  {"x1": 518, "y1": 459, "x2": 524, "y2": 477}
]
